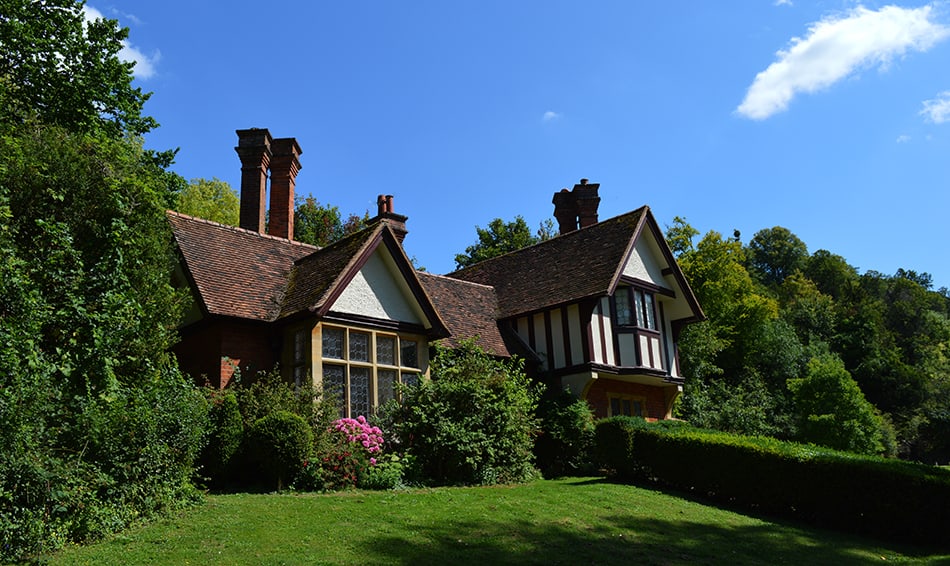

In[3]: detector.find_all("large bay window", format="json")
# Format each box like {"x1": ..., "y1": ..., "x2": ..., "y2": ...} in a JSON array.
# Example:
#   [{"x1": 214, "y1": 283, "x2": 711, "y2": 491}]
[
  {"x1": 612, "y1": 286, "x2": 664, "y2": 371},
  {"x1": 320, "y1": 325, "x2": 422, "y2": 418}
]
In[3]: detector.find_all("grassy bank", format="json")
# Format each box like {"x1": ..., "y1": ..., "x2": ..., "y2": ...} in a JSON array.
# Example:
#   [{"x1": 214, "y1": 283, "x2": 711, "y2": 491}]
[{"x1": 50, "y1": 478, "x2": 948, "y2": 565}]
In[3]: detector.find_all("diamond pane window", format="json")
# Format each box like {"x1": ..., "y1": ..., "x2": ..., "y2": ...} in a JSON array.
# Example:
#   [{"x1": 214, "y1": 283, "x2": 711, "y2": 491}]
[
  {"x1": 377, "y1": 336, "x2": 396, "y2": 366},
  {"x1": 322, "y1": 327, "x2": 344, "y2": 359},
  {"x1": 400, "y1": 340, "x2": 418, "y2": 369},
  {"x1": 350, "y1": 367, "x2": 370, "y2": 417},
  {"x1": 402, "y1": 372, "x2": 419, "y2": 388},
  {"x1": 377, "y1": 369, "x2": 397, "y2": 406},
  {"x1": 350, "y1": 331, "x2": 370, "y2": 362},
  {"x1": 323, "y1": 364, "x2": 346, "y2": 417},
  {"x1": 615, "y1": 290, "x2": 632, "y2": 326}
]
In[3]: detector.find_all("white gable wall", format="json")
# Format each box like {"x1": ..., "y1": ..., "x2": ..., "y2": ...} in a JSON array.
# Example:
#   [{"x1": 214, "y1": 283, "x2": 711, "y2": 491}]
[
  {"x1": 330, "y1": 249, "x2": 426, "y2": 325},
  {"x1": 622, "y1": 237, "x2": 667, "y2": 287}
]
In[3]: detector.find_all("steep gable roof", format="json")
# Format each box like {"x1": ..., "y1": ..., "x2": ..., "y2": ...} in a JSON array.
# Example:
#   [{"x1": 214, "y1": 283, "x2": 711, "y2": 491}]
[
  {"x1": 448, "y1": 207, "x2": 647, "y2": 318},
  {"x1": 168, "y1": 211, "x2": 317, "y2": 321},
  {"x1": 447, "y1": 206, "x2": 703, "y2": 322}
]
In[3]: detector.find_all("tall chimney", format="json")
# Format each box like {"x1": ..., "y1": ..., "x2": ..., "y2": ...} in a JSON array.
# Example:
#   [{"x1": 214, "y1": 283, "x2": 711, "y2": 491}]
[
  {"x1": 372, "y1": 194, "x2": 408, "y2": 244},
  {"x1": 552, "y1": 188, "x2": 578, "y2": 235},
  {"x1": 574, "y1": 178, "x2": 601, "y2": 228},
  {"x1": 235, "y1": 128, "x2": 272, "y2": 233},
  {"x1": 269, "y1": 138, "x2": 302, "y2": 240}
]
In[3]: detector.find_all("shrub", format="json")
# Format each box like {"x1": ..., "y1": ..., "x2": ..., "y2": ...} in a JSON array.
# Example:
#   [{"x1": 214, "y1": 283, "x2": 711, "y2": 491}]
[
  {"x1": 359, "y1": 454, "x2": 407, "y2": 490},
  {"x1": 382, "y1": 340, "x2": 542, "y2": 486},
  {"x1": 315, "y1": 416, "x2": 385, "y2": 490},
  {"x1": 200, "y1": 389, "x2": 244, "y2": 487},
  {"x1": 534, "y1": 389, "x2": 595, "y2": 477},
  {"x1": 248, "y1": 411, "x2": 313, "y2": 491},
  {"x1": 592, "y1": 416, "x2": 646, "y2": 479}
]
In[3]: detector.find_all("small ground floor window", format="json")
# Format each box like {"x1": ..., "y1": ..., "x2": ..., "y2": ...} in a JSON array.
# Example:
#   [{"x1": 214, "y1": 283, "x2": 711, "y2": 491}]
[{"x1": 607, "y1": 393, "x2": 644, "y2": 418}]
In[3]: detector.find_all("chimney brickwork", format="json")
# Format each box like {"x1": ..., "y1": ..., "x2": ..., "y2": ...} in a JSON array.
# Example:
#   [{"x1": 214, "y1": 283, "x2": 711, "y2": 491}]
[
  {"x1": 552, "y1": 178, "x2": 601, "y2": 235},
  {"x1": 372, "y1": 193, "x2": 409, "y2": 244},
  {"x1": 235, "y1": 128, "x2": 273, "y2": 234},
  {"x1": 269, "y1": 138, "x2": 302, "y2": 240}
]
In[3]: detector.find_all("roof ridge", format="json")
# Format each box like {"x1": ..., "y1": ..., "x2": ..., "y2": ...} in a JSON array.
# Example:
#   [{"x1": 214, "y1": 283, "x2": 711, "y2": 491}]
[
  {"x1": 417, "y1": 270, "x2": 496, "y2": 290},
  {"x1": 165, "y1": 210, "x2": 319, "y2": 250},
  {"x1": 450, "y1": 205, "x2": 649, "y2": 276}
]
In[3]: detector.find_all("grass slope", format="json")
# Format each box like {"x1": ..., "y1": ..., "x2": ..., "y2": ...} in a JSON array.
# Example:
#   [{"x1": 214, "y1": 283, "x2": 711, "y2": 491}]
[{"x1": 50, "y1": 478, "x2": 948, "y2": 565}]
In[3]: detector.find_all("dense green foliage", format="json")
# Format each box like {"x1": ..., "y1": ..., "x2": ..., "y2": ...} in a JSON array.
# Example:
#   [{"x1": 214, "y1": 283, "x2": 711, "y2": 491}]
[
  {"x1": 382, "y1": 341, "x2": 543, "y2": 485},
  {"x1": 0, "y1": 0, "x2": 156, "y2": 138},
  {"x1": 534, "y1": 389, "x2": 596, "y2": 478},
  {"x1": 670, "y1": 219, "x2": 949, "y2": 462},
  {"x1": 0, "y1": 122, "x2": 207, "y2": 561},
  {"x1": 453, "y1": 215, "x2": 554, "y2": 269},
  {"x1": 293, "y1": 195, "x2": 369, "y2": 247},
  {"x1": 593, "y1": 418, "x2": 950, "y2": 547},
  {"x1": 249, "y1": 411, "x2": 314, "y2": 491},
  {"x1": 175, "y1": 177, "x2": 241, "y2": 225}
]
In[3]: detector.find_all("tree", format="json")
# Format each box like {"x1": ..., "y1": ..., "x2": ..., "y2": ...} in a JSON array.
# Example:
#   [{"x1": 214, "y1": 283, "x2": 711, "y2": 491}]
[
  {"x1": 0, "y1": 0, "x2": 156, "y2": 138},
  {"x1": 454, "y1": 216, "x2": 553, "y2": 269},
  {"x1": 745, "y1": 226, "x2": 808, "y2": 287},
  {"x1": 175, "y1": 178, "x2": 240, "y2": 226},
  {"x1": 294, "y1": 196, "x2": 368, "y2": 247},
  {"x1": 665, "y1": 216, "x2": 699, "y2": 258},
  {"x1": 788, "y1": 354, "x2": 890, "y2": 455}
]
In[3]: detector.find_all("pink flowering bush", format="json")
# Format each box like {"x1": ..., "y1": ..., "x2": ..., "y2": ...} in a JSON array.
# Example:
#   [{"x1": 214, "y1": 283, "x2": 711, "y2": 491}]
[{"x1": 298, "y1": 415, "x2": 389, "y2": 491}]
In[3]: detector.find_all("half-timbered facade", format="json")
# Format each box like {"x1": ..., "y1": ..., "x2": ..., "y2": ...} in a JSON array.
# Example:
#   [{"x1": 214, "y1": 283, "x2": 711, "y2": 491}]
[{"x1": 170, "y1": 129, "x2": 704, "y2": 421}]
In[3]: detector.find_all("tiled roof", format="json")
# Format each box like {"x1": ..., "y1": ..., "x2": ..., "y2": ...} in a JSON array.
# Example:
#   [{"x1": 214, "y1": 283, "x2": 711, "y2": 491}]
[
  {"x1": 447, "y1": 207, "x2": 647, "y2": 318},
  {"x1": 167, "y1": 211, "x2": 317, "y2": 321},
  {"x1": 278, "y1": 225, "x2": 382, "y2": 319},
  {"x1": 416, "y1": 272, "x2": 512, "y2": 357}
]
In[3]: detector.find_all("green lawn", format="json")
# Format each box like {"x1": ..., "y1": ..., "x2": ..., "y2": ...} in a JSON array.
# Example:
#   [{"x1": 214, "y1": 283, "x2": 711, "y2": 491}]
[{"x1": 49, "y1": 478, "x2": 948, "y2": 565}]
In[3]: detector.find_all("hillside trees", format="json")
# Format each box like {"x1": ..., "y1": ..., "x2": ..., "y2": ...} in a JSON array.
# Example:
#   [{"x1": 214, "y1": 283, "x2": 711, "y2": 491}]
[
  {"x1": 176, "y1": 177, "x2": 241, "y2": 225},
  {"x1": 454, "y1": 216, "x2": 555, "y2": 269},
  {"x1": 669, "y1": 220, "x2": 949, "y2": 461}
]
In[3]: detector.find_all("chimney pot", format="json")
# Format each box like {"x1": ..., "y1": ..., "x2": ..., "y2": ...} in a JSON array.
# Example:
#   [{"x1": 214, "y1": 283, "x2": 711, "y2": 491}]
[{"x1": 580, "y1": 178, "x2": 588, "y2": 185}]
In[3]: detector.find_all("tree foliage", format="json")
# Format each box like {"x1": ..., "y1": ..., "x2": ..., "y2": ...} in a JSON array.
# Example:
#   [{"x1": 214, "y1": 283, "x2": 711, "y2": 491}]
[
  {"x1": 293, "y1": 196, "x2": 369, "y2": 247},
  {"x1": 176, "y1": 177, "x2": 240, "y2": 226},
  {"x1": 0, "y1": 0, "x2": 156, "y2": 138},
  {"x1": 454, "y1": 215, "x2": 554, "y2": 269},
  {"x1": 669, "y1": 218, "x2": 950, "y2": 462}
]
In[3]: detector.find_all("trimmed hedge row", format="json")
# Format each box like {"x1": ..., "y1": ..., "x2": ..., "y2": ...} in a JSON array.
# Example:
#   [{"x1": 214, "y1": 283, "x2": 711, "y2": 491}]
[{"x1": 594, "y1": 417, "x2": 950, "y2": 548}]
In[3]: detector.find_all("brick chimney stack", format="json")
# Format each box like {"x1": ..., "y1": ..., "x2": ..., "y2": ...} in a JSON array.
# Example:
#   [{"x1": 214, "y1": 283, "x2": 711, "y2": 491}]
[
  {"x1": 235, "y1": 128, "x2": 272, "y2": 234},
  {"x1": 269, "y1": 138, "x2": 302, "y2": 240},
  {"x1": 372, "y1": 194, "x2": 408, "y2": 244},
  {"x1": 551, "y1": 178, "x2": 601, "y2": 235},
  {"x1": 574, "y1": 178, "x2": 601, "y2": 228}
]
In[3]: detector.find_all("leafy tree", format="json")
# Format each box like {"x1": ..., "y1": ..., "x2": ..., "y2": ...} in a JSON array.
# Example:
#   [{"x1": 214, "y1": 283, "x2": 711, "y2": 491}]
[
  {"x1": 666, "y1": 215, "x2": 699, "y2": 257},
  {"x1": 454, "y1": 215, "x2": 553, "y2": 269},
  {"x1": 294, "y1": 196, "x2": 368, "y2": 247},
  {"x1": 788, "y1": 354, "x2": 890, "y2": 455},
  {"x1": 0, "y1": 0, "x2": 156, "y2": 138},
  {"x1": 745, "y1": 226, "x2": 808, "y2": 287},
  {"x1": 804, "y1": 249, "x2": 859, "y2": 300},
  {"x1": 175, "y1": 177, "x2": 240, "y2": 225}
]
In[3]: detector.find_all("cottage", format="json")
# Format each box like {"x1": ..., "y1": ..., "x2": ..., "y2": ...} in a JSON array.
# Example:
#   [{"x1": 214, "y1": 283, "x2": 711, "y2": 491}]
[{"x1": 169, "y1": 128, "x2": 704, "y2": 420}]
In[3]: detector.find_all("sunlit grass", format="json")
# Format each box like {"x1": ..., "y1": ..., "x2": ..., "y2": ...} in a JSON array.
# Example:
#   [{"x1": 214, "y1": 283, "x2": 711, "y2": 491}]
[{"x1": 50, "y1": 478, "x2": 948, "y2": 565}]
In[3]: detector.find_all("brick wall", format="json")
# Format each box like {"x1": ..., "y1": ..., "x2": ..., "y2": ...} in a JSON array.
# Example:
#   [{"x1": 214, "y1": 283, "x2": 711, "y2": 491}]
[
  {"x1": 173, "y1": 320, "x2": 278, "y2": 389},
  {"x1": 585, "y1": 378, "x2": 678, "y2": 421}
]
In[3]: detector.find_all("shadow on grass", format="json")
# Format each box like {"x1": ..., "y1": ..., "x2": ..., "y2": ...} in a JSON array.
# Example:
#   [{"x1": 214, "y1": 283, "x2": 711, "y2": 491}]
[{"x1": 359, "y1": 479, "x2": 945, "y2": 566}]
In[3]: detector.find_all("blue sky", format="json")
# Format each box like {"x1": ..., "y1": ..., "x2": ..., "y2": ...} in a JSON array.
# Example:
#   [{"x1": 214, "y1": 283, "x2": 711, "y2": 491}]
[{"x1": 90, "y1": 1, "x2": 949, "y2": 288}]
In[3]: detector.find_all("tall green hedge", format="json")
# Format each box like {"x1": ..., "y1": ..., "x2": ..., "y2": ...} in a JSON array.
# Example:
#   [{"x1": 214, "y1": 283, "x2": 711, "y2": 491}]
[{"x1": 593, "y1": 418, "x2": 950, "y2": 548}]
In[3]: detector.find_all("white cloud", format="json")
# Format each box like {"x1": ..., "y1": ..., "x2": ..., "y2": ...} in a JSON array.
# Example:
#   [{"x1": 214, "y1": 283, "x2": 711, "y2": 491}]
[
  {"x1": 774, "y1": 0, "x2": 793, "y2": 7},
  {"x1": 542, "y1": 111, "x2": 561, "y2": 122},
  {"x1": 896, "y1": 134, "x2": 911, "y2": 143},
  {"x1": 83, "y1": 4, "x2": 159, "y2": 79},
  {"x1": 737, "y1": 5, "x2": 950, "y2": 120},
  {"x1": 920, "y1": 90, "x2": 950, "y2": 123}
]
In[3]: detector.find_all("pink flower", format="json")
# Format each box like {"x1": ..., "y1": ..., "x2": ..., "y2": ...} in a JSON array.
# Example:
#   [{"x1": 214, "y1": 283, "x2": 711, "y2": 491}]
[{"x1": 370, "y1": 457, "x2": 377, "y2": 466}]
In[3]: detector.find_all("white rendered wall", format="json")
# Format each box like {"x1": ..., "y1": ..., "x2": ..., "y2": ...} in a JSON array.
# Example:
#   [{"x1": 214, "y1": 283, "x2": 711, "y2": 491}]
[{"x1": 330, "y1": 250, "x2": 425, "y2": 324}]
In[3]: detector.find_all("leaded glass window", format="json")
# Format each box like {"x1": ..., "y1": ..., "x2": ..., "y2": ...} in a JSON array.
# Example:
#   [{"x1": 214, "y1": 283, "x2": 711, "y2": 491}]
[
  {"x1": 322, "y1": 327, "x2": 344, "y2": 359},
  {"x1": 377, "y1": 369, "x2": 397, "y2": 406},
  {"x1": 615, "y1": 290, "x2": 632, "y2": 326},
  {"x1": 401, "y1": 340, "x2": 418, "y2": 369},
  {"x1": 323, "y1": 364, "x2": 346, "y2": 417},
  {"x1": 377, "y1": 336, "x2": 396, "y2": 366},
  {"x1": 350, "y1": 367, "x2": 370, "y2": 417},
  {"x1": 349, "y1": 331, "x2": 370, "y2": 362}
]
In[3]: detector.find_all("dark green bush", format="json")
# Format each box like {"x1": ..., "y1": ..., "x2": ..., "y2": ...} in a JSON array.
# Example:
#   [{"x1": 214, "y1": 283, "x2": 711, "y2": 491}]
[
  {"x1": 535, "y1": 390, "x2": 596, "y2": 477},
  {"x1": 382, "y1": 341, "x2": 542, "y2": 486},
  {"x1": 200, "y1": 389, "x2": 244, "y2": 487},
  {"x1": 249, "y1": 411, "x2": 313, "y2": 491},
  {"x1": 592, "y1": 416, "x2": 646, "y2": 479},
  {"x1": 599, "y1": 420, "x2": 950, "y2": 548}
]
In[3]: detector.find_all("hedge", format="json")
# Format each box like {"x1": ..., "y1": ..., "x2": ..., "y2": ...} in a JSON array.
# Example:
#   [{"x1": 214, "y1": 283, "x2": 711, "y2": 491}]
[{"x1": 593, "y1": 417, "x2": 950, "y2": 548}]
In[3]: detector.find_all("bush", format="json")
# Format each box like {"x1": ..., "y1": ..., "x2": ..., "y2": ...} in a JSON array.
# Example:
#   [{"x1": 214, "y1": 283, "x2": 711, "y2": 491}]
[
  {"x1": 534, "y1": 389, "x2": 595, "y2": 477},
  {"x1": 382, "y1": 341, "x2": 542, "y2": 486},
  {"x1": 200, "y1": 389, "x2": 244, "y2": 487},
  {"x1": 248, "y1": 411, "x2": 313, "y2": 491},
  {"x1": 597, "y1": 420, "x2": 950, "y2": 548},
  {"x1": 592, "y1": 416, "x2": 646, "y2": 479}
]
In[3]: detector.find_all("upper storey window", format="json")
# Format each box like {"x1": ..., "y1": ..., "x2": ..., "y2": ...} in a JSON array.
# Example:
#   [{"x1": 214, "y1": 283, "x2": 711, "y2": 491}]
[{"x1": 614, "y1": 287, "x2": 657, "y2": 331}]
